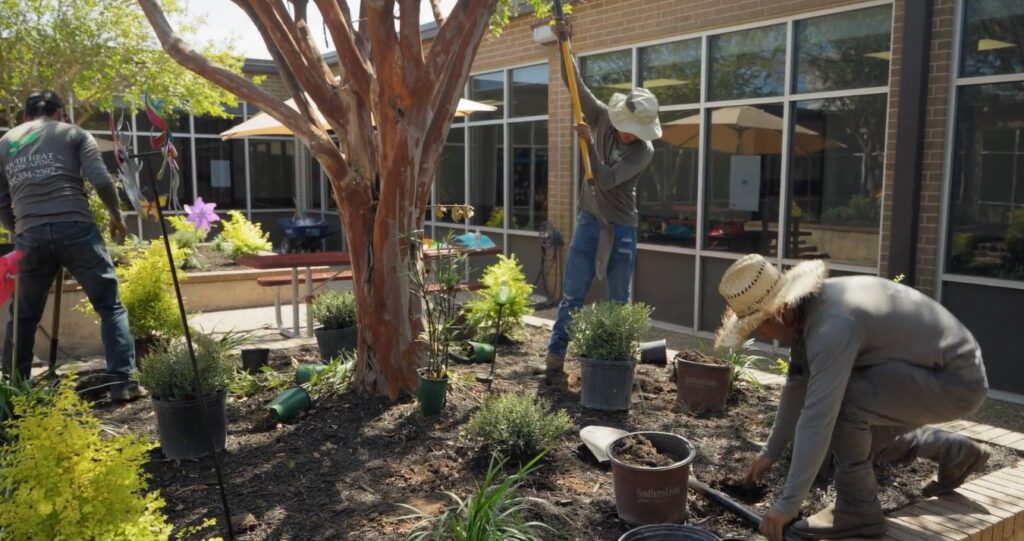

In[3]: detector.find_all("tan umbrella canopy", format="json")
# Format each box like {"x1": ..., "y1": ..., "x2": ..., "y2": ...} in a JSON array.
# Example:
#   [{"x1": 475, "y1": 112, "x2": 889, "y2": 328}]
[
  {"x1": 660, "y1": 105, "x2": 843, "y2": 155},
  {"x1": 220, "y1": 97, "x2": 496, "y2": 140}
]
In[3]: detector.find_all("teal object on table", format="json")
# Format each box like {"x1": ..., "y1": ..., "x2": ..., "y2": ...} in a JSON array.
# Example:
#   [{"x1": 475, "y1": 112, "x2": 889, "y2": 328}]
[{"x1": 454, "y1": 233, "x2": 496, "y2": 249}]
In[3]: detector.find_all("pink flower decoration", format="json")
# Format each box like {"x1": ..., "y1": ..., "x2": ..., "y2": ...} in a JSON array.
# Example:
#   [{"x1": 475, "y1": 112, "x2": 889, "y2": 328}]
[
  {"x1": 184, "y1": 197, "x2": 220, "y2": 232},
  {"x1": 0, "y1": 250, "x2": 23, "y2": 305}
]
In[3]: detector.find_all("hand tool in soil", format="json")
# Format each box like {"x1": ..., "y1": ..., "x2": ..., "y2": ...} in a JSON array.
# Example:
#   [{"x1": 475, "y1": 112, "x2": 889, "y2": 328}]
[
  {"x1": 551, "y1": 0, "x2": 593, "y2": 182},
  {"x1": 579, "y1": 426, "x2": 801, "y2": 541}
]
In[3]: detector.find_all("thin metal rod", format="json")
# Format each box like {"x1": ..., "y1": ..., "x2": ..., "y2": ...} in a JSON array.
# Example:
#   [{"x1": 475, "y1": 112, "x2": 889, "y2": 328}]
[
  {"x1": 145, "y1": 173, "x2": 235, "y2": 540},
  {"x1": 48, "y1": 268, "x2": 64, "y2": 375}
]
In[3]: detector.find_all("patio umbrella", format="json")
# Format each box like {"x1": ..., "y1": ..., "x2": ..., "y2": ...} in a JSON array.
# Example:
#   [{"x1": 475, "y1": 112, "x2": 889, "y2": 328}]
[
  {"x1": 660, "y1": 105, "x2": 842, "y2": 155},
  {"x1": 220, "y1": 97, "x2": 496, "y2": 140}
]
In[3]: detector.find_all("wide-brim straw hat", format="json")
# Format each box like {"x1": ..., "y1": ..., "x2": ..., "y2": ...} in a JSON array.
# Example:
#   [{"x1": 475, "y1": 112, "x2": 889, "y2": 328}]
[
  {"x1": 608, "y1": 88, "x2": 662, "y2": 141},
  {"x1": 714, "y1": 254, "x2": 828, "y2": 350}
]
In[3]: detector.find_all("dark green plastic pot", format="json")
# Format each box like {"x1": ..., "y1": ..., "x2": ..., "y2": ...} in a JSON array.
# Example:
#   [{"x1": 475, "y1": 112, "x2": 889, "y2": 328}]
[
  {"x1": 450, "y1": 341, "x2": 496, "y2": 364},
  {"x1": 416, "y1": 369, "x2": 448, "y2": 416},
  {"x1": 266, "y1": 386, "x2": 312, "y2": 421},
  {"x1": 295, "y1": 363, "x2": 327, "y2": 384}
]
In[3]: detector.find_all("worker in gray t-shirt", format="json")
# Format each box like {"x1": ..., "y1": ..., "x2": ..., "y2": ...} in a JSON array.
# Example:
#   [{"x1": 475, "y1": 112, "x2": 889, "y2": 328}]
[
  {"x1": 544, "y1": 19, "x2": 661, "y2": 384},
  {"x1": 0, "y1": 90, "x2": 141, "y2": 402},
  {"x1": 715, "y1": 254, "x2": 989, "y2": 541}
]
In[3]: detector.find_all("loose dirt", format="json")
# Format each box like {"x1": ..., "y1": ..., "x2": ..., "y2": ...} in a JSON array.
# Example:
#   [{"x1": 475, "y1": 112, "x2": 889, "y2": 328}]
[
  {"x1": 675, "y1": 349, "x2": 730, "y2": 366},
  {"x1": 614, "y1": 434, "x2": 680, "y2": 468}
]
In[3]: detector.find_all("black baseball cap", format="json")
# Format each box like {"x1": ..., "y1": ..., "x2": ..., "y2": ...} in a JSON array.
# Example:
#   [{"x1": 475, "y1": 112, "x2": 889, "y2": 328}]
[{"x1": 25, "y1": 90, "x2": 65, "y2": 111}]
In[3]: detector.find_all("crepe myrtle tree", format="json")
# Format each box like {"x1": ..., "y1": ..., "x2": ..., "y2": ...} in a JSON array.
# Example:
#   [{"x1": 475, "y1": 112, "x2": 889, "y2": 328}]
[{"x1": 136, "y1": 0, "x2": 560, "y2": 398}]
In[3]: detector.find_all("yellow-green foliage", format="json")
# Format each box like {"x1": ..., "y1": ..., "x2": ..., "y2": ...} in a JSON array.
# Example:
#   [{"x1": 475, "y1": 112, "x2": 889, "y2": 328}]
[
  {"x1": 166, "y1": 216, "x2": 205, "y2": 269},
  {"x1": 463, "y1": 255, "x2": 534, "y2": 339},
  {"x1": 0, "y1": 378, "x2": 173, "y2": 540},
  {"x1": 213, "y1": 211, "x2": 272, "y2": 258}
]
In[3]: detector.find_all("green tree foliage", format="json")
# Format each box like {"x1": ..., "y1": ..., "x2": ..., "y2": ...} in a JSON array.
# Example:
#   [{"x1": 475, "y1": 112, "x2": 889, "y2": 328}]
[{"x1": 0, "y1": 0, "x2": 247, "y2": 127}]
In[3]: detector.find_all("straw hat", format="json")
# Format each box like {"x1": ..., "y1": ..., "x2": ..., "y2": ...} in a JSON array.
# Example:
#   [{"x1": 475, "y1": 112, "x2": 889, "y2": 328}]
[
  {"x1": 714, "y1": 254, "x2": 828, "y2": 350},
  {"x1": 608, "y1": 88, "x2": 662, "y2": 141}
]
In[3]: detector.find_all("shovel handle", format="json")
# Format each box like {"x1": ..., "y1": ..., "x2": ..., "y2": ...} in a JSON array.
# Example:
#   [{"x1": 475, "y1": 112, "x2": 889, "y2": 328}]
[
  {"x1": 688, "y1": 478, "x2": 802, "y2": 541},
  {"x1": 552, "y1": 1, "x2": 594, "y2": 182}
]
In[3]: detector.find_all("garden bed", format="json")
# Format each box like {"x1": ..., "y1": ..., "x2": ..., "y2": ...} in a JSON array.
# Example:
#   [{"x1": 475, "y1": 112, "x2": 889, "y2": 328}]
[{"x1": 94, "y1": 327, "x2": 1019, "y2": 540}]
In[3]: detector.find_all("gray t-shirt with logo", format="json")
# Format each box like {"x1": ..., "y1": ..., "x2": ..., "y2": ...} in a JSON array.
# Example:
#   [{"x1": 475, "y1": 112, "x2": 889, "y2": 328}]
[{"x1": 0, "y1": 118, "x2": 122, "y2": 234}]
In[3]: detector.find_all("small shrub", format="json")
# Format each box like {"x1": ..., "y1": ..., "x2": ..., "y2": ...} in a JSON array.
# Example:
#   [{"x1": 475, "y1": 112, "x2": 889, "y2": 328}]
[
  {"x1": 464, "y1": 392, "x2": 571, "y2": 461},
  {"x1": 167, "y1": 216, "x2": 207, "y2": 270},
  {"x1": 401, "y1": 451, "x2": 554, "y2": 541},
  {"x1": 303, "y1": 354, "x2": 355, "y2": 399},
  {"x1": 0, "y1": 373, "x2": 55, "y2": 444},
  {"x1": 138, "y1": 334, "x2": 237, "y2": 402},
  {"x1": 0, "y1": 378, "x2": 173, "y2": 540},
  {"x1": 212, "y1": 210, "x2": 272, "y2": 258},
  {"x1": 568, "y1": 302, "x2": 651, "y2": 362},
  {"x1": 310, "y1": 290, "x2": 358, "y2": 330},
  {"x1": 463, "y1": 255, "x2": 534, "y2": 341},
  {"x1": 409, "y1": 233, "x2": 465, "y2": 379}
]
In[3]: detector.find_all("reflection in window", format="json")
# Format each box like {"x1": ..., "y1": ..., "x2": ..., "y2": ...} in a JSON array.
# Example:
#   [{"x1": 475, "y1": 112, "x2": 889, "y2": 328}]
[
  {"x1": 947, "y1": 83, "x2": 1024, "y2": 281},
  {"x1": 468, "y1": 125, "x2": 504, "y2": 227},
  {"x1": 138, "y1": 137, "x2": 193, "y2": 206},
  {"x1": 469, "y1": 71, "x2": 504, "y2": 121},
  {"x1": 580, "y1": 50, "x2": 633, "y2": 105},
  {"x1": 510, "y1": 64, "x2": 548, "y2": 117},
  {"x1": 195, "y1": 139, "x2": 245, "y2": 209},
  {"x1": 435, "y1": 128, "x2": 465, "y2": 223},
  {"x1": 701, "y1": 105, "x2": 783, "y2": 255},
  {"x1": 248, "y1": 139, "x2": 295, "y2": 209},
  {"x1": 961, "y1": 0, "x2": 1024, "y2": 77},
  {"x1": 709, "y1": 25, "x2": 786, "y2": 101},
  {"x1": 638, "y1": 110, "x2": 699, "y2": 247},
  {"x1": 194, "y1": 104, "x2": 244, "y2": 135},
  {"x1": 509, "y1": 122, "x2": 548, "y2": 230},
  {"x1": 794, "y1": 6, "x2": 892, "y2": 93},
  {"x1": 789, "y1": 95, "x2": 886, "y2": 266},
  {"x1": 308, "y1": 156, "x2": 323, "y2": 211},
  {"x1": 639, "y1": 39, "x2": 701, "y2": 106}
]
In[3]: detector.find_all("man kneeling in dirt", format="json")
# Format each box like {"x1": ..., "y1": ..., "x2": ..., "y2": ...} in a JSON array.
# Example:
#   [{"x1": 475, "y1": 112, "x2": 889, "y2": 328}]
[{"x1": 715, "y1": 254, "x2": 990, "y2": 541}]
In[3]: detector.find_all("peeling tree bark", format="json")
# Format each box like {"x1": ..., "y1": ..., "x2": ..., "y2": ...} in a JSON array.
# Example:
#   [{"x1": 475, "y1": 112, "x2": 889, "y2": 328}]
[{"x1": 137, "y1": 0, "x2": 500, "y2": 399}]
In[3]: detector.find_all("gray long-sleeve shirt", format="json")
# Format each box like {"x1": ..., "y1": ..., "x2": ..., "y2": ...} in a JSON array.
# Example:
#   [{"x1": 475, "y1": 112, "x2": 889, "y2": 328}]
[
  {"x1": 560, "y1": 55, "x2": 653, "y2": 227},
  {"x1": 0, "y1": 118, "x2": 122, "y2": 234},
  {"x1": 765, "y1": 276, "x2": 987, "y2": 515}
]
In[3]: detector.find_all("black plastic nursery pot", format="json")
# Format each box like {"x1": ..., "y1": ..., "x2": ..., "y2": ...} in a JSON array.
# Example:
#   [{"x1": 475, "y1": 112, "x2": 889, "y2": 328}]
[
  {"x1": 416, "y1": 368, "x2": 448, "y2": 416},
  {"x1": 241, "y1": 348, "x2": 270, "y2": 374},
  {"x1": 579, "y1": 357, "x2": 637, "y2": 411},
  {"x1": 640, "y1": 339, "x2": 668, "y2": 365},
  {"x1": 608, "y1": 431, "x2": 697, "y2": 525},
  {"x1": 266, "y1": 386, "x2": 312, "y2": 422},
  {"x1": 152, "y1": 390, "x2": 227, "y2": 460},
  {"x1": 314, "y1": 325, "x2": 358, "y2": 361},
  {"x1": 619, "y1": 525, "x2": 721, "y2": 541}
]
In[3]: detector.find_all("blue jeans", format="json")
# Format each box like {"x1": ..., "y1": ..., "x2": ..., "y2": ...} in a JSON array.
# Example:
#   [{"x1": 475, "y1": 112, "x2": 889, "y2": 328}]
[
  {"x1": 547, "y1": 210, "x2": 637, "y2": 358},
  {"x1": 2, "y1": 222, "x2": 135, "y2": 388}
]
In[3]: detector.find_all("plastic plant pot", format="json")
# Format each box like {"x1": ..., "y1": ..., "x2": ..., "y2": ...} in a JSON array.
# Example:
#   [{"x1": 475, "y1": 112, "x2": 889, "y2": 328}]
[
  {"x1": 416, "y1": 368, "x2": 449, "y2": 416},
  {"x1": 579, "y1": 357, "x2": 637, "y2": 411},
  {"x1": 640, "y1": 339, "x2": 668, "y2": 365},
  {"x1": 618, "y1": 524, "x2": 721, "y2": 541},
  {"x1": 295, "y1": 363, "x2": 327, "y2": 384},
  {"x1": 241, "y1": 348, "x2": 270, "y2": 374},
  {"x1": 608, "y1": 431, "x2": 697, "y2": 525},
  {"x1": 266, "y1": 386, "x2": 312, "y2": 422},
  {"x1": 152, "y1": 391, "x2": 227, "y2": 460}
]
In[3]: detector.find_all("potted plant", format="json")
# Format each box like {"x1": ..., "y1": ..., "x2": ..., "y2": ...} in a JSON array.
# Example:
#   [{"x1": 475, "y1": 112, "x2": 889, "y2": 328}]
[
  {"x1": 410, "y1": 234, "x2": 465, "y2": 416},
  {"x1": 137, "y1": 334, "x2": 237, "y2": 459},
  {"x1": 310, "y1": 290, "x2": 358, "y2": 361},
  {"x1": 674, "y1": 339, "x2": 765, "y2": 413},
  {"x1": 462, "y1": 255, "x2": 534, "y2": 344},
  {"x1": 568, "y1": 302, "x2": 651, "y2": 411}
]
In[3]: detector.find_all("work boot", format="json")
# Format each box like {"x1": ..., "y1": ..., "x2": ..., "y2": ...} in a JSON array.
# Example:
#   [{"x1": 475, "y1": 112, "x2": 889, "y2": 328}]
[
  {"x1": 791, "y1": 504, "x2": 887, "y2": 539},
  {"x1": 109, "y1": 382, "x2": 147, "y2": 403},
  {"x1": 543, "y1": 354, "x2": 567, "y2": 388},
  {"x1": 922, "y1": 441, "x2": 990, "y2": 497}
]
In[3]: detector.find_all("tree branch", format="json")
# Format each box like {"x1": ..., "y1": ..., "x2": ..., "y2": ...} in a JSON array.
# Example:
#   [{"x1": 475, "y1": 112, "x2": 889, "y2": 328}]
[
  {"x1": 397, "y1": 0, "x2": 424, "y2": 71},
  {"x1": 428, "y1": 0, "x2": 446, "y2": 26},
  {"x1": 312, "y1": 0, "x2": 373, "y2": 102}
]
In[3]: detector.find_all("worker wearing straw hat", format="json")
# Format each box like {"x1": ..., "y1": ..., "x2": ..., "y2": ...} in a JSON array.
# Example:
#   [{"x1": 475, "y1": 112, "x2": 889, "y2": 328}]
[{"x1": 716, "y1": 254, "x2": 989, "y2": 541}]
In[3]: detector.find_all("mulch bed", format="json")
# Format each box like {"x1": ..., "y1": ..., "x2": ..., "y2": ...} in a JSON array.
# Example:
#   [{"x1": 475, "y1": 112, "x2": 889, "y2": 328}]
[
  {"x1": 94, "y1": 327, "x2": 1021, "y2": 541},
  {"x1": 191, "y1": 244, "x2": 239, "y2": 273}
]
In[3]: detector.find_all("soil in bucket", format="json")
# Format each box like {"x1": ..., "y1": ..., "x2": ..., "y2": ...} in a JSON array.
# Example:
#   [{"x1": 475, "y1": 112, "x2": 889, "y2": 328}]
[
  {"x1": 609, "y1": 431, "x2": 696, "y2": 526},
  {"x1": 619, "y1": 524, "x2": 722, "y2": 541},
  {"x1": 674, "y1": 350, "x2": 732, "y2": 414}
]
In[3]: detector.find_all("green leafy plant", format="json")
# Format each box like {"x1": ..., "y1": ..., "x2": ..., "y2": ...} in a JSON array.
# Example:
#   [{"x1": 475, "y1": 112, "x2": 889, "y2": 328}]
[
  {"x1": 722, "y1": 338, "x2": 768, "y2": 392},
  {"x1": 167, "y1": 215, "x2": 207, "y2": 270},
  {"x1": 303, "y1": 354, "x2": 355, "y2": 400},
  {"x1": 568, "y1": 302, "x2": 652, "y2": 362},
  {"x1": 464, "y1": 392, "x2": 571, "y2": 462},
  {"x1": 310, "y1": 290, "x2": 358, "y2": 331},
  {"x1": 821, "y1": 195, "x2": 880, "y2": 227},
  {"x1": 76, "y1": 240, "x2": 185, "y2": 340},
  {"x1": 137, "y1": 334, "x2": 238, "y2": 402},
  {"x1": 0, "y1": 378, "x2": 173, "y2": 540},
  {"x1": 400, "y1": 451, "x2": 555, "y2": 541},
  {"x1": 485, "y1": 208, "x2": 504, "y2": 228},
  {"x1": 410, "y1": 232, "x2": 466, "y2": 380},
  {"x1": 86, "y1": 183, "x2": 112, "y2": 243},
  {"x1": 773, "y1": 357, "x2": 790, "y2": 376},
  {"x1": 212, "y1": 210, "x2": 272, "y2": 258},
  {"x1": 229, "y1": 365, "x2": 290, "y2": 398},
  {"x1": 463, "y1": 255, "x2": 534, "y2": 341},
  {"x1": 0, "y1": 373, "x2": 56, "y2": 444}
]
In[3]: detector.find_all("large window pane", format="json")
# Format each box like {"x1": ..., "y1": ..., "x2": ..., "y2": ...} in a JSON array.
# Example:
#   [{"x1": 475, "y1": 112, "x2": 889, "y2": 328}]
[
  {"x1": 510, "y1": 64, "x2": 548, "y2": 117},
  {"x1": 639, "y1": 39, "x2": 701, "y2": 106},
  {"x1": 248, "y1": 139, "x2": 295, "y2": 209},
  {"x1": 709, "y1": 25, "x2": 786, "y2": 101},
  {"x1": 468, "y1": 125, "x2": 504, "y2": 227},
  {"x1": 794, "y1": 6, "x2": 892, "y2": 93},
  {"x1": 308, "y1": 156, "x2": 323, "y2": 211},
  {"x1": 509, "y1": 121, "x2": 548, "y2": 230},
  {"x1": 947, "y1": 83, "x2": 1024, "y2": 281},
  {"x1": 79, "y1": 107, "x2": 131, "y2": 132},
  {"x1": 580, "y1": 50, "x2": 633, "y2": 105},
  {"x1": 194, "y1": 104, "x2": 243, "y2": 135},
  {"x1": 639, "y1": 110, "x2": 699, "y2": 247},
  {"x1": 703, "y1": 105, "x2": 783, "y2": 255},
  {"x1": 90, "y1": 133, "x2": 134, "y2": 208},
  {"x1": 469, "y1": 71, "x2": 504, "y2": 121},
  {"x1": 195, "y1": 138, "x2": 246, "y2": 209},
  {"x1": 435, "y1": 127, "x2": 465, "y2": 223},
  {"x1": 788, "y1": 95, "x2": 886, "y2": 266},
  {"x1": 961, "y1": 0, "x2": 1024, "y2": 77}
]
